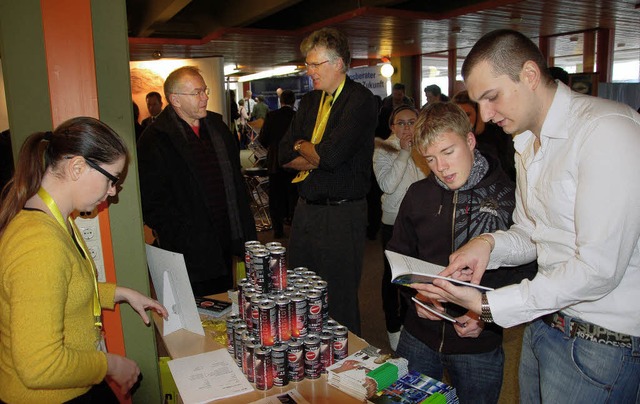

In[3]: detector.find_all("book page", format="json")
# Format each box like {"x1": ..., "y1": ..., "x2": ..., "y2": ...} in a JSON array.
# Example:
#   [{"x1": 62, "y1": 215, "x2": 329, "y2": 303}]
[{"x1": 385, "y1": 250, "x2": 493, "y2": 291}]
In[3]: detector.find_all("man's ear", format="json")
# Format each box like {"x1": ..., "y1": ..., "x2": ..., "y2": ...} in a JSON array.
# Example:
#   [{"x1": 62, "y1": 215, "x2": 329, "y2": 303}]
[
  {"x1": 466, "y1": 131, "x2": 477, "y2": 150},
  {"x1": 521, "y1": 60, "x2": 542, "y2": 90}
]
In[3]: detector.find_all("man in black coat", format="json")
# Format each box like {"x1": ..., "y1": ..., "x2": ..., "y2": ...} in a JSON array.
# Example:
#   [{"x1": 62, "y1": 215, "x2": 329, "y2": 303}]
[
  {"x1": 257, "y1": 89, "x2": 297, "y2": 239},
  {"x1": 137, "y1": 66, "x2": 256, "y2": 296},
  {"x1": 279, "y1": 28, "x2": 378, "y2": 335}
]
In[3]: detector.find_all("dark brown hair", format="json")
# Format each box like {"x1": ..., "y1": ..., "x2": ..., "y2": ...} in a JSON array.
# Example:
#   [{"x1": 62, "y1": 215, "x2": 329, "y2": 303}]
[
  {"x1": 461, "y1": 29, "x2": 552, "y2": 84},
  {"x1": 0, "y1": 117, "x2": 128, "y2": 236}
]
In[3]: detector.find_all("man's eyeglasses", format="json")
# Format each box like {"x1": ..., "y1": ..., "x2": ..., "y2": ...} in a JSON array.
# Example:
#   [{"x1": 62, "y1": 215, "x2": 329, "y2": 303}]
[
  {"x1": 393, "y1": 120, "x2": 416, "y2": 128},
  {"x1": 85, "y1": 158, "x2": 120, "y2": 187},
  {"x1": 174, "y1": 88, "x2": 210, "y2": 97},
  {"x1": 304, "y1": 60, "x2": 330, "y2": 70}
]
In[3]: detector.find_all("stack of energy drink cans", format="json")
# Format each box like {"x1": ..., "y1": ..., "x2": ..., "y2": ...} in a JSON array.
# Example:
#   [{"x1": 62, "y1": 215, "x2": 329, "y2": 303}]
[{"x1": 224, "y1": 240, "x2": 349, "y2": 391}]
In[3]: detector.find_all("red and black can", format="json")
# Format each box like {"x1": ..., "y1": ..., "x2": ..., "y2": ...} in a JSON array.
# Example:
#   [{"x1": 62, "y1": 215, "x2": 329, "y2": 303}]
[
  {"x1": 243, "y1": 337, "x2": 260, "y2": 382},
  {"x1": 254, "y1": 346, "x2": 274, "y2": 390},
  {"x1": 319, "y1": 330, "x2": 334, "y2": 372},
  {"x1": 225, "y1": 315, "x2": 242, "y2": 355},
  {"x1": 312, "y1": 280, "x2": 329, "y2": 323},
  {"x1": 264, "y1": 241, "x2": 282, "y2": 250},
  {"x1": 271, "y1": 341, "x2": 289, "y2": 387},
  {"x1": 325, "y1": 319, "x2": 339, "y2": 330},
  {"x1": 275, "y1": 295, "x2": 292, "y2": 342},
  {"x1": 233, "y1": 325, "x2": 248, "y2": 367},
  {"x1": 250, "y1": 293, "x2": 267, "y2": 339},
  {"x1": 306, "y1": 290, "x2": 323, "y2": 334},
  {"x1": 332, "y1": 325, "x2": 349, "y2": 361},
  {"x1": 287, "y1": 338, "x2": 305, "y2": 382},
  {"x1": 302, "y1": 270, "x2": 316, "y2": 279},
  {"x1": 303, "y1": 335, "x2": 322, "y2": 380},
  {"x1": 258, "y1": 299, "x2": 277, "y2": 347},
  {"x1": 244, "y1": 241, "x2": 262, "y2": 282},
  {"x1": 252, "y1": 248, "x2": 271, "y2": 293},
  {"x1": 242, "y1": 288, "x2": 256, "y2": 326},
  {"x1": 269, "y1": 246, "x2": 288, "y2": 291},
  {"x1": 290, "y1": 292, "x2": 308, "y2": 338}
]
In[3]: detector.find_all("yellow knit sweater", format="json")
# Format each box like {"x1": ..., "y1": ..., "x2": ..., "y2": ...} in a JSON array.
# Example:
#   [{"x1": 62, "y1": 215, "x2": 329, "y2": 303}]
[{"x1": 0, "y1": 210, "x2": 116, "y2": 403}]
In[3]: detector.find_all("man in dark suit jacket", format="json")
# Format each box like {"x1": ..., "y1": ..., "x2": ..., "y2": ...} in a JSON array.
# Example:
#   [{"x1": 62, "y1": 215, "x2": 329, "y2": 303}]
[
  {"x1": 257, "y1": 89, "x2": 297, "y2": 239},
  {"x1": 279, "y1": 28, "x2": 378, "y2": 335},
  {"x1": 137, "y1": 66, "x2": 256, "y2": 296}
]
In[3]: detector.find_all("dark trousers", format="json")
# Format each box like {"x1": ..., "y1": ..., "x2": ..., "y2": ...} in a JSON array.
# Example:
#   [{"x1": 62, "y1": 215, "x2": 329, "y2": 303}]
[
  {"x1": 288, "y1": 198, "x2": 367, "y2": 335},
  {"x1": 381, "y1": 224, "x2": 408, "y2": 332},
  {"x1": 268, "y1": 172, "x2": 297, "y2": 236},
  {"x1": 65, "y1": 381, "x2": 119, "y2": 403}
]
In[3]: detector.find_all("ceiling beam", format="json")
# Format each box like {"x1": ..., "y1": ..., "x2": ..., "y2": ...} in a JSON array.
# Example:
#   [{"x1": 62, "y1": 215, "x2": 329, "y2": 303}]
[{"x1": 135, "y1": 0, "x2": 192, "y2": 37}]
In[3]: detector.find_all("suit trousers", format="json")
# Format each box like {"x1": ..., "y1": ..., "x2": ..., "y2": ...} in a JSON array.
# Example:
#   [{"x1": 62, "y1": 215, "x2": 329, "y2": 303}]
[{"x1": 287, "y1": 198, "x2": 367, "y2": 335}]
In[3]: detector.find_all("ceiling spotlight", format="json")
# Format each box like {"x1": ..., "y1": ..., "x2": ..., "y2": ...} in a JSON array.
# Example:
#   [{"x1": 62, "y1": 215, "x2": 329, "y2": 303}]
[
  {"x1": 152, "y1": 50, "x2": 162, "y2": 59},
  {"x1": 380, "y1": 63, "x2": 395, "y2": 78}
]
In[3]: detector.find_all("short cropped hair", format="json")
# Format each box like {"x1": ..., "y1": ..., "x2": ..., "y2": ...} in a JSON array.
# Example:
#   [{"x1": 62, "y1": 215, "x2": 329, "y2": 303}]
[
  {"x1": 300, "y1": 28, "x2": 351, "y2": 73},
  {"x1": 146, "y1": 91, "x2": 162, "y2": 103},
  {"x1": 424, "y1": 84, "x2": 441, "y2": 96},
  {"x1": 164, "y1": 66, "x2": 201, "y2": 99},
  {"x1": 413, "y1": 102, "x2": 472, "y2": 153},
  {"x1": 280, "y1": 90, "x2": 296, "y2": 106},
  {"x1": 392, "y1": 83, "x2": 406, "y2": 91},
  {"x1": 462, "y1": 29, "x2": 552, "y2": 84}
]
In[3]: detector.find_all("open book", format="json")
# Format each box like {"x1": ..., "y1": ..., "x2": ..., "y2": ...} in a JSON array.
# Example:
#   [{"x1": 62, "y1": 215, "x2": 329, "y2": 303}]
[{"x1": 385, "y1": 250, "x2": 493, "y2": 292}]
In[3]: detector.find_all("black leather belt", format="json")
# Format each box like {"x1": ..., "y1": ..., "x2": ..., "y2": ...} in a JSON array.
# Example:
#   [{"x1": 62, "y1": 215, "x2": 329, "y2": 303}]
[
  {"x1": 301, "y1": 197, "x2": 364, "y2": 206},
  {"x1": 542, "y1": 312, "x2": 633, "y2": 348}
]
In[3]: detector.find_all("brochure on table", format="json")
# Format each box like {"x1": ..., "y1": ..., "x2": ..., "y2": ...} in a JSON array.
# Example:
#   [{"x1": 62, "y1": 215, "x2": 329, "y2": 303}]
[
  {"x1": 168, "y1": 349, "x2": 253, "y2": 404},
  {"x1": 146, "y1": 244, "x2": 204, "y2": 336}
]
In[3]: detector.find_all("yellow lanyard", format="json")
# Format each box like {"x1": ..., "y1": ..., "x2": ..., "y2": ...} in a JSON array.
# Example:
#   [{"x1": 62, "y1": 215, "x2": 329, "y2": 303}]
[
  {"x1": 37, "y1": 187, "x2": 103, "y2": 331},
  {"x1": 292, "y1": 78, "x2": 346, "y2": 183}
]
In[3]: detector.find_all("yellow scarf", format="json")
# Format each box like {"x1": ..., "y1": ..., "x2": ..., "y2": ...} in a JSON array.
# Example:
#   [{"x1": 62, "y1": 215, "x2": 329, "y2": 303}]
[{"x1": 292, "y1": 79, "x2": 346, "y2": 183}]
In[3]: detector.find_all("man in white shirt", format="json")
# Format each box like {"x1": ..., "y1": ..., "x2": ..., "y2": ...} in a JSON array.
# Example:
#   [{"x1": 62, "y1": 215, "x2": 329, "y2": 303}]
[{"x1": 416, "y1": 29, "x2": 640, "y2": 403}]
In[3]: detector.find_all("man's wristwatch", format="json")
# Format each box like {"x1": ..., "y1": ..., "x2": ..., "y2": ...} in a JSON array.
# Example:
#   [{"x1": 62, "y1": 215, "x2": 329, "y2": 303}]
[
  {"x1": 480, "y1": 293, "x2": 494, "y2": 323},
  {"x1": 294, "y1": 142, "x2": 302, "y2": 152}
]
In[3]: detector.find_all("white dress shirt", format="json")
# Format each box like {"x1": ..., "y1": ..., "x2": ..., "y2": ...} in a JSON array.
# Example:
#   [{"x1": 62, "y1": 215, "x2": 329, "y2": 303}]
[{"x1": 487, "y1": 82, "x2": 640, "y2": 336}]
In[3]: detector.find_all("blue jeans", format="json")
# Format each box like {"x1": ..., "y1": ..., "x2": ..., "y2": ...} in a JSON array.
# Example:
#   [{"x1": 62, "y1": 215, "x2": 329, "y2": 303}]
[
  {"x1": 520, "y1": 319, "x2": 640, "y2": 404},
  {"x1": 396, "y1": 329, "x2": 503, "y2": 404}
]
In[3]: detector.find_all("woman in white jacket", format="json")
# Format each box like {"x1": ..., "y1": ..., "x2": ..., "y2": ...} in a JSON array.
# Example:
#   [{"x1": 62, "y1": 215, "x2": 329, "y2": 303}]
[{"x1": 373, "y1": 105, "x2": 429, "y2": 350}]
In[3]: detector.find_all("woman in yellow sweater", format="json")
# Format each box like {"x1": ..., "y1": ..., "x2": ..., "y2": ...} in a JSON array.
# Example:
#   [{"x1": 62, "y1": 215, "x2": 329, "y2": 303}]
[{"x1": 0, "y1": 117, "x2": 168, "y2": 403}]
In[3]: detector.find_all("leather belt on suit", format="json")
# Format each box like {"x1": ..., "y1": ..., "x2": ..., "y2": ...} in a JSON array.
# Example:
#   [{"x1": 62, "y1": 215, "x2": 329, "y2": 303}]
[{"x1": 301, "y1": 197, "x2": 364, "y2": 206}]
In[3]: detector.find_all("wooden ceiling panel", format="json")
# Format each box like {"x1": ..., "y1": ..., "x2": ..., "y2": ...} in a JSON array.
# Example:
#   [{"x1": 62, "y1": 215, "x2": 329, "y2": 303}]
[{"x1": 127, "y1": 0, "x2": 640, "y2": 75}]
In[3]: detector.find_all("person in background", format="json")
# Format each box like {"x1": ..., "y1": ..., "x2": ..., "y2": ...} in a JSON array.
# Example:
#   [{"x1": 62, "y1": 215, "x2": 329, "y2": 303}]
[
  {"x1": 138, "y1": 66, "x2": 256, "y2": 296},
  {"x1": 132, "y1": 101, "x2": 144, "y2": 141},
  {"x1": 244, "y1": 90, "x2": 256, "y2": 118},
  {"x1": 368, "y1": 84, "x2": 415, "y2": 240},
  {"x1": 422, "y1": 84, "x2": 448, "y2": 109},
  {"x1": 0, "y1": 117, "x2": 168, "y2": 403},
  {"x1": 141, "y1": 91, "x2": 163, "y2": 128},
  {"x1": 452, "y1": 90, "x2": 516, "y2": 182},
  {"x1": 258, "y1": 89, "x2": 298, "y2": 239},
  {"x1": 418, "y1": 29, "x2": 640, "y2": 403},
  {"x1": 548, "y1": 66, "x2": 570, "y2": 85},
  {"x1": 372, "y1": 105, "x2": 428, "y2": 350},
  {"x1": 376, "y1": 83, "x2": 414, "y2": 139},
  {"x1": 388, "y1": 103, "x2": 536, "y2": 404},
  {"x1": 250, "y1": 95, "x2": 269, "y2": 121},
  {"x1": 279, "y1": 27, "x2": 378, "y2": 335}
]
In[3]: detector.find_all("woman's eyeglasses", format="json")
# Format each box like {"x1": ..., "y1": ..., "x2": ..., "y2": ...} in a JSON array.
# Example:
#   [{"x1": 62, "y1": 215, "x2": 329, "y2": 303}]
[{"x1": 85, "y1": 158, "x2": 120, "y2": 187}]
